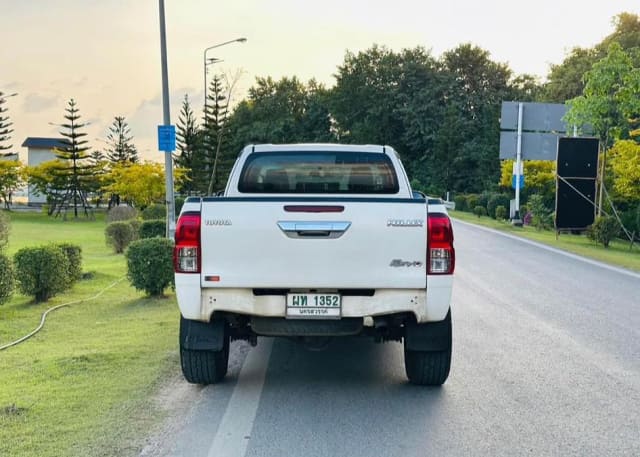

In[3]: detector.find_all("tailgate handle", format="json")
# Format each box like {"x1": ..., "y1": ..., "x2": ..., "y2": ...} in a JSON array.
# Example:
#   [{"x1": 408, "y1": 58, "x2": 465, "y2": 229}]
[{"x1": 277, "y1": 221, "x2": 351, "y2": 239}]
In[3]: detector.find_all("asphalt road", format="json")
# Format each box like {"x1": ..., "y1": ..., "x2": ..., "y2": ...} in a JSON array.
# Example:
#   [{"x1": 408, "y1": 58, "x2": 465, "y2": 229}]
[{"x1": 145, "y1": 220, "x2": 640, "y2": 457}]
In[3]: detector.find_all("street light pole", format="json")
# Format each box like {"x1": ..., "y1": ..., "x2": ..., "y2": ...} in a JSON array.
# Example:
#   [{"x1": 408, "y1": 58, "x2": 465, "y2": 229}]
[
  {"x1": 203, "y1": 38, "x2": 246, "y2": 113},
  {"x1": 158, "y1": 0, "x2": 175, "y2": 238}
]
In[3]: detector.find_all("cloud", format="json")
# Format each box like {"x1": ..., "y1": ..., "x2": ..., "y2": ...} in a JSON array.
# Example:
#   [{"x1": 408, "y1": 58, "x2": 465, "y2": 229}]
[{"x1": 22, "y1": 93, "x2": 60, "y2": 113}]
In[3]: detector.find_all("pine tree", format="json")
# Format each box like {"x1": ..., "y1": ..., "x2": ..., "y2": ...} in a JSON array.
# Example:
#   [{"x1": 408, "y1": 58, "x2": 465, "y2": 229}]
[
  {"x1": 175, "y1": 95, "x2": 203, "y2": 194},
  {"x1": 0, "y1": 91, "x2": 14, "y2": 153},
  {"x1": 203, "y1": 74, "x2": 239, "y2": 194},
  {"x1": 51, "y1": 98, "x2": 95, "y2": 218},
  {"x1": 105, "y1": 116, "x2": 138, "y2": 164}
]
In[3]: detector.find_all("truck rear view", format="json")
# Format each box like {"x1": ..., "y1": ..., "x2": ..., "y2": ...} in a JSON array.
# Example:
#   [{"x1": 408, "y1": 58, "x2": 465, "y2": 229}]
[{"x1": 174, "y1": 144, "x2": 455, "y2": 385}]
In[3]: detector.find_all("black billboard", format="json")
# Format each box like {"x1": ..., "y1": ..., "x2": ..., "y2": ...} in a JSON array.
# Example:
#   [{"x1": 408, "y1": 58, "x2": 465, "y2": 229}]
[{"x1": 555, "y1": 137, "x2": 599, "y2": 230}]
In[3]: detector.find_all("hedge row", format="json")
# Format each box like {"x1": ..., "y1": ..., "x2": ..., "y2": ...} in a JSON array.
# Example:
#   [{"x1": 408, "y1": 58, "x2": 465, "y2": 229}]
[{"x1": 454, "y1": 192, "x2": 511, "y2": 220}]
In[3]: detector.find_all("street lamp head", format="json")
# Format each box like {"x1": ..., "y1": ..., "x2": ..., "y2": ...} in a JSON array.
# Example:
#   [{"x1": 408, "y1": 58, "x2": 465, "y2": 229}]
[{"x1": 237, "y1": 38, "x2": 247, "y2": 43}]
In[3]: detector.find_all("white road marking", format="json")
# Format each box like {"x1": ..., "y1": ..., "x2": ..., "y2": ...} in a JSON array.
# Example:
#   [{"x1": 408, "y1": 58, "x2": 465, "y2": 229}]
[
  {"x1": 207, "y1": 339, "x2": 274, "y2": 457},
  {"x1": 453, "y1": 218, "x2": 640, "y2": 280}
]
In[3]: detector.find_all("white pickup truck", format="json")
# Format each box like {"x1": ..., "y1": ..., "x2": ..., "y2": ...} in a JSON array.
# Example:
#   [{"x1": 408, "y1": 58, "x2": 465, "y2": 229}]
[{"x1": 174, "y1": 143, "x2": 455, "y2": 385}]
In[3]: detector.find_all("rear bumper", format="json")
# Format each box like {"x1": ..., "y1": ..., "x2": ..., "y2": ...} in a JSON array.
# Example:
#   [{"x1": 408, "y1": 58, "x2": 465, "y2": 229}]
[{"x1": 175, "y1": 274, "x2": 453, "y2": 324}]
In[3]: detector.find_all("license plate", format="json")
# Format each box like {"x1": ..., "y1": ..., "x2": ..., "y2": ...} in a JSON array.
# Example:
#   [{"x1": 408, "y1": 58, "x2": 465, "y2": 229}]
[{"x1": 286, "y1": 293, "x2": 341, "y2": 319}]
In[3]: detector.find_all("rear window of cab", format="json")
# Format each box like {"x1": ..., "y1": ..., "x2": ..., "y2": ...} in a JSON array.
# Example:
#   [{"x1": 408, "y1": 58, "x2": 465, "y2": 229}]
[{"x1": 238, "y1": 151, "x2": 399, "y2": 194}]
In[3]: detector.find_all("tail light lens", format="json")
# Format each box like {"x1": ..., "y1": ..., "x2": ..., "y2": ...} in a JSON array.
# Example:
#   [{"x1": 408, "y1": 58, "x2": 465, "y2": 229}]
[
  {"x1": 427, "y1": 213, "x2": 455, "y2": 274},
  {"x1": 174, "y1": 212, "x2": 201, "y2": 273}
]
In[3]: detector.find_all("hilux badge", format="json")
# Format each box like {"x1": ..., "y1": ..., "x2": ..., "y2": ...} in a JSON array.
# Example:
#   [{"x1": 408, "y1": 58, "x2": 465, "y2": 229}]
[
  {"x1": 205, "y1": 219, "x2": 232, "y2": 226},
  {"x1": 387, "y1": 219, "x2": 423, "y2": 227}
]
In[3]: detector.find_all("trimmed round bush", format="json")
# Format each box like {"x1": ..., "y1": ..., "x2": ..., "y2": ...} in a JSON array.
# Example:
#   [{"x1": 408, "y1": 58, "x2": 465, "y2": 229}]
[
  {"x1": 477, "y1": 192, "x2": 491, "y2": 212},
  {"x1": 495, "y1": 205, "x2": 507, "y2": 220},
  {"x1": 0, "y1": 210, "x2": 9, "y2": 251},
  {"x1": 473, "y1": 206, "x2": 487, "y2": 218},
  {"x1": 587, "y1": 216, "x2": 620, "y2": 248},
  {"x1": 141, "y1": 204, "x2": 166, "y2": 221},
  {"x1": 466, "y1": 195, "x2": 479, "y2": 212},
  {"x1": 453, "y1": 195, "x2": 467, "y2": 212},
  {"x1": 487, "y1": 193, "x2": 511, "y2": 219},
  {"x1": 139, "y1": 219, "x2": 165, "y2": 239},
  {"x1": 129, "y1": 219, "x2": 141, "y2": 240},
  {"x1": 14, "y1": 246, "x2": 70, "y2": 302},
  {"x1": 126, "y1": 238, "x2": 174, "y2": 296},
  {"x1": 105, "y1": 221, "x2": 136, "y2": 254},
  {"x1": 0, "y1": 253, "x2": 15, "y2": 305},
  {"x1": 107, "y1": 205, "x2": 138, "y2": 223},
  {"x1": 55, "y1": 243, "x2": 83, "y2": 283}
]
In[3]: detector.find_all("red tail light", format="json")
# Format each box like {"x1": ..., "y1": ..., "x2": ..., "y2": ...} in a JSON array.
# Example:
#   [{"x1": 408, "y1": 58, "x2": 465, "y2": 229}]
[
  {"x1": 174, "y1": 212, "x2": 201, "y2": 273},
  {"x1": 427, "y1": 213, "x2": 455, "y2": 275}
]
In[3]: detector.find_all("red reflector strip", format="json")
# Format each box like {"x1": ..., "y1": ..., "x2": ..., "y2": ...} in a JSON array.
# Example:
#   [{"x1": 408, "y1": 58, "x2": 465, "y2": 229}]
[
  {"x1": 284, "y1": 205, "x2": 345, "y2": 213},
  {"x1": 204, "y1": 275, "x2": 220, "y2": 282}
]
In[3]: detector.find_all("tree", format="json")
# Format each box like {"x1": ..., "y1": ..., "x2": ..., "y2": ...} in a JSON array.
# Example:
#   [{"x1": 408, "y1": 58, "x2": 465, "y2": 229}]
[
  {"x1": 0, "y1": 160, "x2": 24, "y2": 209},
  {"x1": 102, "y1": 162, "x2": 185, "y2": 209},
  {"x1": 0, "y1": 91, "x2": 14, "y2": 152},
  {"x1": 50, "y1": 99, "x2": 96, "y2": 218},
  {"x1": 175, "y1": 94, "x2": 202, "y2": 195},
  {"x1": 565, "y1": 43, "x2": 638, "y2": 146},
  {"x1": 105, "y1": 116, "x2": 138, "y2": 164},
  {"x1": 204, "y1": 70, "x2": 245, "y2": 195},
  {"x1": 26, "y1": 160, "x2": 68, "y2": 214},
  {"x1": 439, "y1": 44, "x2": 513, "y2": 193},
  {"x1": 608, "y1": 140, "x2": 640, "y2": 202},
  {"x1": 0, "y1": 159, "x2": 20, "y2": 207}
]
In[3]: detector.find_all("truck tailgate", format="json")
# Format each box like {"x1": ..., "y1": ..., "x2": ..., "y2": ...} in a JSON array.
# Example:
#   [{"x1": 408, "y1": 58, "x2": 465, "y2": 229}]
[{"x1": 200, "y1": 198, "x2": 427, "y2": 289}]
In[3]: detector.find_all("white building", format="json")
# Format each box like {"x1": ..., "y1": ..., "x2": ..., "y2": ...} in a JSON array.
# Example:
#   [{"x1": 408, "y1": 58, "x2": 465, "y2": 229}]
[{"x1": 21, "y1": 137, "x2": 67, "y2": 205}]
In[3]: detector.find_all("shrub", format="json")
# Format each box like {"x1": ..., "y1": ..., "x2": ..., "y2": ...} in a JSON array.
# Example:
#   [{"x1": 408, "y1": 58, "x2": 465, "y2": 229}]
[
  {"x1": 0, "y1": 253, "x2": 15, "y2": 305},
  {"x1": 105, "y1": 221, "x2": 136, "y2": 254},
  {"x1": 14, "y1": 246, "x2": 70, "y2": 302},
  {"x1": 528, "y1": 194, "x2": 553, "y2": 230},
  {"x1": 175, "y1": 197, "x2": 185, "y2": 216},
  {"x1": 495, "y1": 205, "x2": 507, "y2": 220},
  {"x1": 55, "y1": 243, "x2": 83, "y2": 284},
  {"x1": 125, "y1": 238, "x2": 174, "y2": 296},
  {"x1": 0, "y1": 210, "x2": 9, "y2": 251},
  {"x1": 473, "y1": 206, "x2": 487, "y2": 218},
  {"x1": 487, "y1": 194, "x2": 511, "y2": 219},
  {"x1": 453, "y1": 195, "x2": 467, "y2": 212},
  {"x1": 586, "y1": 216, "x2": 620, "y2": 248},
  {"x1": 141, "y1": 204, "x2": 166, "y2": 221},
  {"x1": 139, "y1": 219, "x2": 165, "y2": 239},
  {"x1": 477, "y1": 192, "x2": 491, "y2": 212},
  {"x1": 129, "y1": 219, "x2": 141, "y2": 240},
  {"x1": 107, "y1": 205, "x2": 138, "y2": 223},
  {"x1": 466, "y1": 194, "x2": 479, "y2": 212},
  {"x1": 519, "y1": 205, "x2": 529, "y2": 218}
]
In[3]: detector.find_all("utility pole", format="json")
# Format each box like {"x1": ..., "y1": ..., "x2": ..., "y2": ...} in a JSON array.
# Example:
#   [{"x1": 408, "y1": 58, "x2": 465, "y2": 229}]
[{"x1": 158, "y1": 0, "x2": 176, "y2": 238}]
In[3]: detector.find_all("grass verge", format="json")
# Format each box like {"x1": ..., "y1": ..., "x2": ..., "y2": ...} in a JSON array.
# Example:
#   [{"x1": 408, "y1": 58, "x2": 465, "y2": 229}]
[
  {"x1": 450, "y1": 210, "x2": 640, "y2": 273},
  {"x1": 0, "y1": 210, "x2": 179, "y2": 457}
]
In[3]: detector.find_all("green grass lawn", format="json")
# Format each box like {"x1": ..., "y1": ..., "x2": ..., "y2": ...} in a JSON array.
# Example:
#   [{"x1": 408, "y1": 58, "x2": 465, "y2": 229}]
[
  {"x1": 0, "y1": 211, "x2": 179, "y2": 457},
  {"x1": 450, "y1": 210, "x2": 640, "y2": 272}
]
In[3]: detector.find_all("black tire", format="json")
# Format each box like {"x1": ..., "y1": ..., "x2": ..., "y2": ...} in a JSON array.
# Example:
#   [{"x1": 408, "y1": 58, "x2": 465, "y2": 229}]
[
  {"x1": 404, "y1": 311, "x2": 452, "y2": 386},
  {"x1": 180, "y1": 321, "x2": 229, "y2": 385}
]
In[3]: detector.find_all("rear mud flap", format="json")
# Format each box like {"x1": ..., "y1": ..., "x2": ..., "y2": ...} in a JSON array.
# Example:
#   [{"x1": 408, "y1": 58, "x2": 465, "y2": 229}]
[
  {"x1": 180, "y1": 317, "x2": 226, "y2": 351},
  {"x1": 404, "y1": 311, "x2": 451, "y2": 351}
]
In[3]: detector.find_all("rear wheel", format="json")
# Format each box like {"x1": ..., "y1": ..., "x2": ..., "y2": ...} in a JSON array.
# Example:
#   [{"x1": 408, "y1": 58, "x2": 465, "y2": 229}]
[
  {"x1": 404, "y1": 311, "x2": 452, "y2": 386},
  {"x1": 180, "y1": 318, "x2": 229, "y2": 384}
]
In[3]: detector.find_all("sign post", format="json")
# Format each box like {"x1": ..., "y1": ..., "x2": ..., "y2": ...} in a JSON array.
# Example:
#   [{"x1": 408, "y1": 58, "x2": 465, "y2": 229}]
[{"x1": 158, "y1": 0, "x2": 176, "y2": 238}]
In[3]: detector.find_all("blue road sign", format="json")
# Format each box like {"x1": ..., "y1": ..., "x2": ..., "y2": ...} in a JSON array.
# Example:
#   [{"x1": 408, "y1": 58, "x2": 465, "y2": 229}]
[
  {"x1": 157, "y1": 125, "x2": 176, "y2": 151},
  {"x1": 512, "y1": 175, "x2": 525, "y2": 190}
]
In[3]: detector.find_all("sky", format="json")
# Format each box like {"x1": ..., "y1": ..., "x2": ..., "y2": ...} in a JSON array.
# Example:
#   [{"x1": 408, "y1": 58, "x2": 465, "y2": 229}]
[{"x1": 1, "y1": 0, "x2": 638, "y2": 161}]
